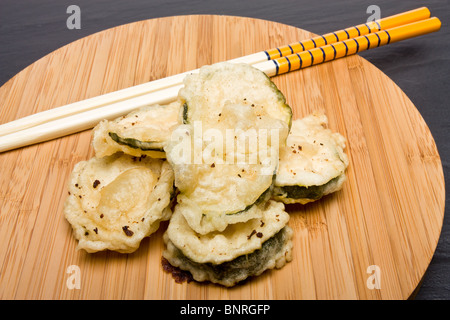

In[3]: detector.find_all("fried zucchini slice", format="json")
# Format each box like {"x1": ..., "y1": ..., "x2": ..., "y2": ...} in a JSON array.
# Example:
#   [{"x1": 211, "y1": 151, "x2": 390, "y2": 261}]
[
  {"x1": 92, "y1": 100, "x2": 182, "y2": 158},
  {"x1": 165, "y1": 103, "x2": 288, "y2": 234},
  {"x1": 63, "y1": 153, "x2": 174, "y2": 253},
  {"x1": 174, "y1": 188, "x2": 273, "y2": 239},
  {"x1": 273, "y1": 114, "x2": 349, "y2": 204},
  {"x1": 179, "y1": 62, "x2": 292, "y2": 128},
  {"x1": 163, "y1": 200, "x2": 293, "y2": 287}
]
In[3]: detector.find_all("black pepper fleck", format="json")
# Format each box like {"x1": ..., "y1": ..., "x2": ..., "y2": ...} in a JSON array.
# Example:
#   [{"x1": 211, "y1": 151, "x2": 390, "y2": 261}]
[
  {"x1": 93, "y1": 180, "x2": 101, "y2": 188},
  {"x1": 122, "y1": 226, "x2": 134, "y2": 237}
]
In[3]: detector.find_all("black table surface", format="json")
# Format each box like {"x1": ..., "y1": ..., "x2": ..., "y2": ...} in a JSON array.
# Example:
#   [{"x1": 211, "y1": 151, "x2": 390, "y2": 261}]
[{"x1": 0, "y1": 0, "x2": 448, "y2": 300}]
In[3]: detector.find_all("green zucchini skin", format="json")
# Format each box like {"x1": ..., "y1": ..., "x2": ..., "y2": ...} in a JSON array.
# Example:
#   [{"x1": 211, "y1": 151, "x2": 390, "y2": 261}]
[
  {"x1": 170, "y1": 227, "x2": 288, "y2": 282},
  {"x1": 182, "y1": 103, "x2": 189, "y2": 124},
  {"x1": 225, "y1": 173, "x2": 275, "y2": 216},
  {"x1": 198, "y1": 182, "x2": 272, "y2": 219},
  {"x1": 108, "y1": 132, "x2": 165, "y2": 152},
  {"x1": 181, "y1": 63, "x2": 292, "y2": 128},
  {"x1": 261, "y1": 71, "x2": 292, "y2": 129},
  {"x1": 276, "y1": 176, "x2": 340, "y2": 200}
]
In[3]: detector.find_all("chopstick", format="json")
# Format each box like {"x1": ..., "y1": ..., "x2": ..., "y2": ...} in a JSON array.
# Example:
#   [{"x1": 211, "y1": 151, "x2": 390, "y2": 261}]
[
  {"x1": 0, "y1": 16, "x2": 440, "y2": 153},
  {"x1": 0, "y1": 7, "x2": 430, "y2": 138},
  {"x1": 256, "y1": 17, "x2": 441, "y2": 77},
  {"x1": 263, "y1": 6, "x2": 431, "y2": 60}
]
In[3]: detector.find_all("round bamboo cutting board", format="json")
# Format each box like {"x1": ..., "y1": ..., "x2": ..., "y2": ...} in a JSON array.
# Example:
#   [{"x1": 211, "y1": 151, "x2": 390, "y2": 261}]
[{"x1": 0, "y1": 15, "x2": 445, "y2": 300}]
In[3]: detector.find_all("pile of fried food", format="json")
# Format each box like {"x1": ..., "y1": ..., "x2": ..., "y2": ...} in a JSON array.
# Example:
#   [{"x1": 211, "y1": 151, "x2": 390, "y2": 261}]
[{"x1": 63, "y1": 62, "x2": 349, "y2": 287}]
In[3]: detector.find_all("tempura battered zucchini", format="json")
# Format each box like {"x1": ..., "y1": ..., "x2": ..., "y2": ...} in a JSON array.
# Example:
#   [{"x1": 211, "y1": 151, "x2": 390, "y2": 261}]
[
  {"x1": 63, "y1": 153, "x2": 174, "y2": 253},
  {"x1": 162, "y1": 200, "x2": 293, "y2": 287},
  {"x1": 273, "y1": 114, "x2": 349, "y2": 204},
  {"x1": 165, "y1": 103, "x2": 287, "y2": 234},
  {"x1": 92, "y1": 100, "x2": 182, "y2": 158},
  {"x1": 179, "y1": 62, "x2": 292, "y2": 128},
  {"x1": 163, "y1": 226, "x2": 293, "y2": 287}
]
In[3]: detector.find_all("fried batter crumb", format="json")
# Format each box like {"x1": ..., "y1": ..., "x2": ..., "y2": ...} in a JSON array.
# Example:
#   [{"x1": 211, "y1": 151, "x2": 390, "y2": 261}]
[{"x1": 161, "y1": 257, "x2": 193, "y2": 284}]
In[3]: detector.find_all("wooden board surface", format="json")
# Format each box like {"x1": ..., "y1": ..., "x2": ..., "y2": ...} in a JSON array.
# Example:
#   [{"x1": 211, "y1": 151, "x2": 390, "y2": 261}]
[{"x1": 0, "y1": 15, "x2": 445, "y2": 300}]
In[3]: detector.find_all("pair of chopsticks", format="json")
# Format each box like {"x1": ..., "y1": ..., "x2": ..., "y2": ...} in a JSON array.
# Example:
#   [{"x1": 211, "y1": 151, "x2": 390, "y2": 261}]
[{"x1": 0, "y1": 7, "x2": 441, "y2": 153}]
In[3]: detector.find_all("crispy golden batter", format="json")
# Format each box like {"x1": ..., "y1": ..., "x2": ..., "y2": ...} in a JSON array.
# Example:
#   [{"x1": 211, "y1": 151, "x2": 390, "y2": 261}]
[
  {"x1": 273, "y1": 114, "x2": 348, "y2": 204},
  {"x1": 92, "y1": 101, "x2": 182, "y2": 158},
  {"x1": 63, "y1": 153, "x2": 174, "y2": 253},
  {"x1": 163, "y1": 200, "x2": 293, "y2": 287},
  {"x1": 165, "y1": 103, "x2": 287, "y2": 234},
  {"x1": 180, "y1": 62, "x2": 292, "y2": 128},
  {"x1": 165, "y1": 200, "x2": 290, "y2": 264}
]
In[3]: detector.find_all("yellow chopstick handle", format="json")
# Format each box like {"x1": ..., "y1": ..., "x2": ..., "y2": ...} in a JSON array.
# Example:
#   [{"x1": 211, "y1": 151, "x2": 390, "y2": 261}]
[
  {"x1": 265, "y1": 6, "x2": 431, "y2": 60},
  {"x1": 272, "y1": 17, "x2": 441, "y2": 76}
]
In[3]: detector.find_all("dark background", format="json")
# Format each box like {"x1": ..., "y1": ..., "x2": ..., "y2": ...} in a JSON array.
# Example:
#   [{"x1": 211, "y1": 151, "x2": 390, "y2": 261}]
[{"x1": 0, "y1": 0, "x2": 448, "y2": 299}]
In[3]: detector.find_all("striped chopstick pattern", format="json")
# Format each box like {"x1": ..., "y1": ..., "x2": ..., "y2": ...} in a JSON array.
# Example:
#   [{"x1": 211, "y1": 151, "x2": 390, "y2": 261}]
[
  {"x1": 263, "y1": 6, "x2": 430, "y2": 60},
  {"x1": 264, "y1": 21, "x2": 383, "y2": 61},
  {"x1": 264, "y1": 17, "x2": 440, "y2": 76}
]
